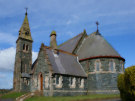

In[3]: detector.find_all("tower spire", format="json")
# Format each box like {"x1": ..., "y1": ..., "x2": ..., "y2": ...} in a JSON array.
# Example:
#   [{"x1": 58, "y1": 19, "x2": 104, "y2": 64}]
[{"x1": 17, "y1": 9, "x2": 33, "y2": 42}]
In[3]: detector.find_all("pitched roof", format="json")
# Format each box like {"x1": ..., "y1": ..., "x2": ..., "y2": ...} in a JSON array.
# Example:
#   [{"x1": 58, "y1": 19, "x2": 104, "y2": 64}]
[
  {"x1": 77, "y1": 31, "x2": 123, "y2": 60},
  {"x1": 45, "y1": 47, "x2": 87, "y2": 77},
  {"x1": 58, "y1": 33, "x2": 84, "y2": 53}
]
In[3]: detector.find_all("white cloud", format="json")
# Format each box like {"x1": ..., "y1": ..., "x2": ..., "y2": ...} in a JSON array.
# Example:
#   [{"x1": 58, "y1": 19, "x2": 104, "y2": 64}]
[
  {"x1": 32, "y1": 51, "x2": 38, "y2": 63},
  {"x1": 0, "y1": 47, "x2": 38, "y2": 89},
  {"x1": 0, "y1": 47, "x2": 38, "y2": 72},
  {"x1": 0, "y1": 47, "x2": 15, "y2": 71},
  {"x1": 0, "y1": 72, "x2": 13, "y2": 89}
]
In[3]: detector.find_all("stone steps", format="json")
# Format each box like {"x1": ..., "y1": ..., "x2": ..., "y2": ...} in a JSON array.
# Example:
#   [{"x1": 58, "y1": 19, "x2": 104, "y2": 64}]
[{"x1": 15, "y1": 91, "x2": 43, "y2": 101}]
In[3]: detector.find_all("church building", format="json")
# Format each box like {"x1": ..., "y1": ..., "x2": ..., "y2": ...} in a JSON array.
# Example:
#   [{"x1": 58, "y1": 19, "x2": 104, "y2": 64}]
[{"x1": 13, "y1": 11, "x2": 125, "y2": 96}]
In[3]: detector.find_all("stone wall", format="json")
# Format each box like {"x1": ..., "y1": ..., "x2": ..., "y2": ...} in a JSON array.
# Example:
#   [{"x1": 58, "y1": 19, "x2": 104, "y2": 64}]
[
  {"x1": 80, "y1": 58, "x2": 125, "y2": 94},
  {"x1": 50, "y1": 74, "x2": 87, "y2": 96}
]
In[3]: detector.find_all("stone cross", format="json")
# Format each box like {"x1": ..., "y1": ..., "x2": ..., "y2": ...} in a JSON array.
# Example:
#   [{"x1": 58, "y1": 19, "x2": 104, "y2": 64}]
[
  {"x1": 25, "y1": 8, "x2": 28, "y2": 15},
  {"x1": 96, "y1": 21, "x2": 99, "y2": 32}
]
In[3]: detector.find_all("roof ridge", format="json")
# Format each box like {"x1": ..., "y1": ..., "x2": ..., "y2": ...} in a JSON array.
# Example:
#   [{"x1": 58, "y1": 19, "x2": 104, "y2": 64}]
[{"x1": 44, "y1": 45, "x2": 77, "y2": 56}]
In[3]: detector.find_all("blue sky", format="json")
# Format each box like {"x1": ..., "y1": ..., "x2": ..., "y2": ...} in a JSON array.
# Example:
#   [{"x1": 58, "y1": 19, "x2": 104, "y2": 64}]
[{"x1": 0, "y1": 0, "x2": 135, "y2": 89}]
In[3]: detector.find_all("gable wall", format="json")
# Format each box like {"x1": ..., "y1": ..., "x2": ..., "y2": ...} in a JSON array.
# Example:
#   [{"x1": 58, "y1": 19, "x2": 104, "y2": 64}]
[{"x1": 30, "y1": 48, "x2": 51, "y2": 94}]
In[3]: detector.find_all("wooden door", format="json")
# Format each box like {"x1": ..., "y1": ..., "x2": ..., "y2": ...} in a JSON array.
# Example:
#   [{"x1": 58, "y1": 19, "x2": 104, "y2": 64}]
[{"x1": 40, "y1": 74, "x2": 43, "y2": 90}]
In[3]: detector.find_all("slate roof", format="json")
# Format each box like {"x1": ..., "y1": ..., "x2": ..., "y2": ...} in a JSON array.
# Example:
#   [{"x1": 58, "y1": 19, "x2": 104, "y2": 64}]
[
  {"x1": 45, "y1": 47, "x2": 87, "y2": 77},
  {"x1": 77, "y1": 31, "x2": 122, "y2": 60},
  {"x1": 59, "y1": 33, "x2": 84, "y2": 53}
]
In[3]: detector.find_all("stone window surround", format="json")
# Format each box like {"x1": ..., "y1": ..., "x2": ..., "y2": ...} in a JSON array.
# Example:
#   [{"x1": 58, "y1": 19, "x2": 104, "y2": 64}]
[
  {"x1": 109, "y1": 59, "x2": 116, "y2": 72},
  {"x1": 23, "y1": 44, "x2": 29, "y2": 52},
  {"x1": 79, "y1": 78, "x2": 84, "y2": 88},
  {"x1": 45, "y1": 76, "x2": 49, "y2": 88},
  {"x1": 23, "y1": 78, "x2": 29, "y2": 85},
  {"x1": 120, "y1": 61, "x2": 124, "y2": 72},
  {"x1": 94, "y1": 59, "x2": 102, "y2": 72},
  {"x1": 55, "y1": 76, "x2": 63, "y2": 88},
  {"x1": 69, "y1": 77, "x2": 76, "y2": 88}
]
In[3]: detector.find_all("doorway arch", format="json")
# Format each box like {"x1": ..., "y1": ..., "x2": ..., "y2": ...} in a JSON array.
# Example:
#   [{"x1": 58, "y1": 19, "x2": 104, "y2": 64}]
[{"x1": 39, "y1": 73, "x2": 43, "y2": 91}]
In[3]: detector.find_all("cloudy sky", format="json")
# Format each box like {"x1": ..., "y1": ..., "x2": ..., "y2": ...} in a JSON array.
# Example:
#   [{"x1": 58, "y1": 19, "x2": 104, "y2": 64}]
[{"x1": 0, "y1": 0, "x2": 135, "y2": 89}]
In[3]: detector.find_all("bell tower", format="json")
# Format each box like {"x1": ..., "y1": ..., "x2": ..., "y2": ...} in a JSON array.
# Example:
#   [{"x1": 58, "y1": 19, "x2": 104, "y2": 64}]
[{"x1": 13, "y1": 9, "x2": 33, "y2": 92}]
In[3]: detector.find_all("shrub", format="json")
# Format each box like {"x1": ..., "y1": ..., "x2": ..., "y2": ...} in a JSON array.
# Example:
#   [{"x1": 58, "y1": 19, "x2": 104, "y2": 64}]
[{"x1": 117, "y1": 66, "x2": 135, "y2": 101}]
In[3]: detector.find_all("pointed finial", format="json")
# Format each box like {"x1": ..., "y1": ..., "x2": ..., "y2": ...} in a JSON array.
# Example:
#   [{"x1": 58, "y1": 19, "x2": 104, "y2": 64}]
[
  {"x1": 83, "y1": 29, "x2": 86, "y2": 34},
  {"x1": 96, "y1": 21, "x2": 99, "y2": 32},
  {"x1": 25, "y1": 8, "x2": 28, "y2": 15}
]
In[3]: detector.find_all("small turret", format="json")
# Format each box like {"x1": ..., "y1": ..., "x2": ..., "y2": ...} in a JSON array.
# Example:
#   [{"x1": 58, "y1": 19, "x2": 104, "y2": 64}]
[{"x1": 50, "y1": 30, "x2": 57, "y2": 49}]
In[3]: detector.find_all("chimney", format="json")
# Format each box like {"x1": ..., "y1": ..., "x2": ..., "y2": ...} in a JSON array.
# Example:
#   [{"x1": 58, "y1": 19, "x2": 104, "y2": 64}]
[{"x1": 50, "y1": 30, "x2": 57, "y2": 49}]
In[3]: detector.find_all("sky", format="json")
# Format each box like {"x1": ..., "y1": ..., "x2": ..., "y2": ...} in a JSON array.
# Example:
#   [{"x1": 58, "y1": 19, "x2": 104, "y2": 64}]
[{"x1": 0, "y1": 0, "x2": 135, "y2": 89}]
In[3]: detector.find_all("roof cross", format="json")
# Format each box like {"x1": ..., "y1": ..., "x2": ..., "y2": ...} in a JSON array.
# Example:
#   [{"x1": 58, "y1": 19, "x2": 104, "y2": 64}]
[
  {"x1": 25, "y1": 7, "x2": 28, "y2": 15},
  {"x1": 96, "y1": 21, "x2": 99, "y2": 32}
]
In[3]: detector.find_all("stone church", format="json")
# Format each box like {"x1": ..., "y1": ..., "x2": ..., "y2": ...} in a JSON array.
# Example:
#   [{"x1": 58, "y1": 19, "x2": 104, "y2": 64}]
[{"x1": 13, "y1": 11, "x2": 125, "y2": 96}]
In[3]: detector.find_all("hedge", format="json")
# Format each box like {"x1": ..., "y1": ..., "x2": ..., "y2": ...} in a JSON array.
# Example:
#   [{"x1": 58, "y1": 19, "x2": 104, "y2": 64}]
[{"x1": 117, "y1": 66, "x2": 135, "y2": 101}]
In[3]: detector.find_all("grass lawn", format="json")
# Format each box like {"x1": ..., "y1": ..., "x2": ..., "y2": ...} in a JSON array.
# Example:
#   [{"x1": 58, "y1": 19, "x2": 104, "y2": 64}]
[
  {"x1": 24, "y1": 94, "x2": 120, "y2": 101},
  {"x1": 0, "y1": 92, "x2": 26, "y2": 99}
]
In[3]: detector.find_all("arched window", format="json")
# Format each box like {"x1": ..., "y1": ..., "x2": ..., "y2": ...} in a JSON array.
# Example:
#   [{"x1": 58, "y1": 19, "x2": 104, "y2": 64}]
[
  {"x1": 95, "y1": 60, "x2": 101, "y2": 72},
  {"x1": 23, "y1": 44, "x2": 25, "y2": 50},
  {"x1": 79, "y1": 78, "x2": 84, "y2": 88},
  {"x1": 55, "y1": 75, "x2": 63, "y2": 88},
  {"x1": 25, "y1": 31, "x2": 29, "y2": 35},
  {"x1": 69, "y1": 77, "x2": 76, "y2": 88},
  {"x1": 109, "y1": 60, "x2": 115, "y2": 72},
  {"x1": 21, "y1": 61, "x2": 23, "y2": 73},
  {"x1": 120, "y1": 61, "x2": 124, "y2": 72},
  {"x1": 26, "y1": 45, "x2": 29, "y2": 51},
  {"x1": 45, "y1": 76, "x2": 49, "y2": 88}
]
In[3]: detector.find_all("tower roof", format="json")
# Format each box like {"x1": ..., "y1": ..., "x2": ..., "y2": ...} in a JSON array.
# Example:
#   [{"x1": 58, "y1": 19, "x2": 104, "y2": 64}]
[
  {"x1": 17, "y1": 11, "x2": 33, "y2": 42},
  {"x1": 50, "y1": 30, "x2": 56, "y2": 37},
  {"x1": 77, "y1": 31, "x2": 124, "y2": 60}
]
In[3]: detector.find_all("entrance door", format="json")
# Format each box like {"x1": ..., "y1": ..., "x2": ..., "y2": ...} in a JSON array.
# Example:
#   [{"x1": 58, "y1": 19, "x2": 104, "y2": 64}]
[{"x1": 39, "y1": 73, "x2": 43, "y2": 90}]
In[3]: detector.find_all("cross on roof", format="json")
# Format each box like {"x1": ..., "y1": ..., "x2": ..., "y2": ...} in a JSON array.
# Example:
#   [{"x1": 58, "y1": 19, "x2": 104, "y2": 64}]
[
  {"x1": 96, "y1": 21, "x2": 99, "y2": 32},
  {"x1": 25, "y1": 8, "x2": 28, "y2": 15}
]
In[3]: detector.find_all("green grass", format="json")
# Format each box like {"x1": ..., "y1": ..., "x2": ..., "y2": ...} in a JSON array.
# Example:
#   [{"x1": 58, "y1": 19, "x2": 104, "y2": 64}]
[
  {"x1": 0, "y1": 89, "x2": 12, "y2": 95},
  {"x1": 0, "y1": 92, "x2": 26, "y2": 99},
  {"x1": 24, "y1": 94, "x2": 120, "y2": 101}
]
